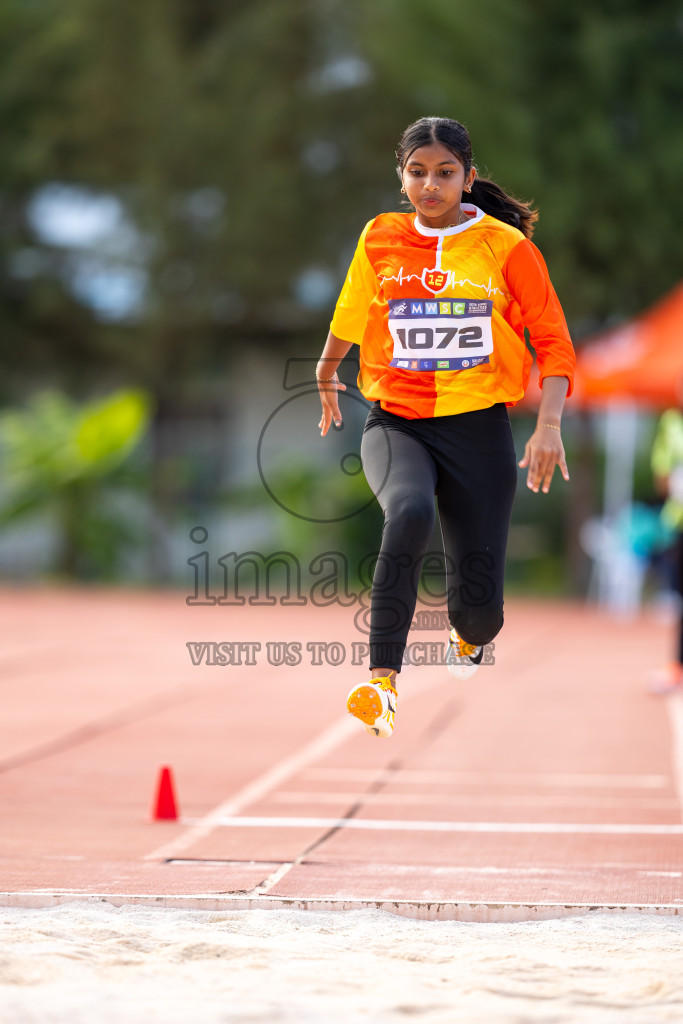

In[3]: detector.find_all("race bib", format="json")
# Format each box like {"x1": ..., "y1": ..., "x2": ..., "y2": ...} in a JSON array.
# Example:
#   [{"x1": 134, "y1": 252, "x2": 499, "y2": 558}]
[{"x1": 388, "y1": 298, "x2": 493, "y2": 372}]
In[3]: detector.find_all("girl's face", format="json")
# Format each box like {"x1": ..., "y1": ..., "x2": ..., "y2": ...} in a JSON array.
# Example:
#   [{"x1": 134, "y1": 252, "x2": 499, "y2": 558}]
[{"x1": 401, "y1": 141, "x2": 475, "y2": 229}]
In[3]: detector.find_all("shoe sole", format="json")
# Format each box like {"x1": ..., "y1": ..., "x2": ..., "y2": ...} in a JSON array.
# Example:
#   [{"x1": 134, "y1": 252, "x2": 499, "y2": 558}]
[
  {"x1": 446, "y1": 658, "x2": 480, "y2": 680},
  {"x1": 347, "y1": 684, "x2": 382, "y2": 726}
]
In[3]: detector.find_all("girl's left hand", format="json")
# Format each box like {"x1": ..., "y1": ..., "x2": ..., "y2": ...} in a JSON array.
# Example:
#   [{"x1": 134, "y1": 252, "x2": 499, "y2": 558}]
[
  {"x1": 518, "y1": 424, "x2": 569, "y2": 493},
  {"x1": 317, "y1": 374, "x2": 347, "y2": 436}
]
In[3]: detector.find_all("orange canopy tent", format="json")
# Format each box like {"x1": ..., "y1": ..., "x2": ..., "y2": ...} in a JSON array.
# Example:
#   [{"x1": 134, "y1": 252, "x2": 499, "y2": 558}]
[
  {"x1": 516, "y1": 281, "x2": 683, "y2": 412},
  {"x1": 572, "y1": 282, "x2": 683, "y2": 410},
  {"x1": 516, "y1": 282, "x2": 683, "y2": 615}
]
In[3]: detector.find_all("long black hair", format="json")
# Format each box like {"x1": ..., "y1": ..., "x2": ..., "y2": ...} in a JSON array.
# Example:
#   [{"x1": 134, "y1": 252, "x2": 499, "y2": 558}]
[{"x1": 396, "y1": 117, "x2": 538, "y2": 239}]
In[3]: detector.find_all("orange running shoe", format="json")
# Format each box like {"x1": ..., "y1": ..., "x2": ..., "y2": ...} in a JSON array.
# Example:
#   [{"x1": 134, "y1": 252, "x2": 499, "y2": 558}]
[
  {"x1": 446, "y1": 627, "x2": 483, "y2": 680},
  {"x1": 347, "y1": 676, "x2": 397, "y2": 738}
]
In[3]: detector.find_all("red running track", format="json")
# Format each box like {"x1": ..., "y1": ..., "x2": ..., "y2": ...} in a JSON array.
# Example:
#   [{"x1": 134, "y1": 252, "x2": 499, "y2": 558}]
[{"x1": 0, "y1": 588, "x2": 681, "y2": 921}]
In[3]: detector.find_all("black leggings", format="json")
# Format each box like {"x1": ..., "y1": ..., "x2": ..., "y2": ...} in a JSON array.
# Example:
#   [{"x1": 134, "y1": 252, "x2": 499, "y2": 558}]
[
  {"x1": 360, "y1": 402, "x2": 518, "y2": 672},
  {"x1": 676, "y1": 535, "x2": 683, "y2": 665}
]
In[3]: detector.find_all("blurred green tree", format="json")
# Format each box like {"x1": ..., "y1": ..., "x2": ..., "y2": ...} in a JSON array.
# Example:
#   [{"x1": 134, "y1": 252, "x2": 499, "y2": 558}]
[
  {"x1": 0, "y1": 0, "x2": 681, "y2": 581},
  {"x1": 525, "y1": 1, "x2": 683, "y2": 329},
  {"x1": 0, "y1": 389, "x2": 151, "y2": 577},
  {"x1": 2, "y1": 0, "x2": 681, "y2": 384}
]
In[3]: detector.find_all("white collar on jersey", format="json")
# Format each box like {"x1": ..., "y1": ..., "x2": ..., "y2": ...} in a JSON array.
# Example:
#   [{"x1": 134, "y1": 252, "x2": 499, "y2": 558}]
[{"x1": 412, "y1": 203, "x2": 484, "y2": 237}]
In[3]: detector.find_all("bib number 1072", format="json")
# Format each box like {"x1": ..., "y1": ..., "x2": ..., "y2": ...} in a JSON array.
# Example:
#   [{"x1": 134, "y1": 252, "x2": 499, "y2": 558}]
[{"x1": 394, "y1": 326, "x2": 483, "y2": 351}]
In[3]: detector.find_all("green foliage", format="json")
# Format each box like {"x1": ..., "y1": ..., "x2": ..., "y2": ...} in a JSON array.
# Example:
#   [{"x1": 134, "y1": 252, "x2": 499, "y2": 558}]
[
  {"x1": 525, "y1": 1, "x2": 683, "y2": 328},
  {"x1": 1, "y1": 0, "x2": 682, "y2": 395},
  {"x1": 0, "y1": 0, "x2": 681, "y2": 585},
  {"x1": 225, "y1": 454, "x2": 384, "y2": 587},
  {"x1": 0, "y1": 389, "x2": 152, "y2": 576}
]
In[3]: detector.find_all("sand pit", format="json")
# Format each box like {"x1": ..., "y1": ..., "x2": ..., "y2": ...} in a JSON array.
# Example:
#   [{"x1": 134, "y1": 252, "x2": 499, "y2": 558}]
[{"x1": 0, "y1": 902, "x2": 682, "y2": 1023}]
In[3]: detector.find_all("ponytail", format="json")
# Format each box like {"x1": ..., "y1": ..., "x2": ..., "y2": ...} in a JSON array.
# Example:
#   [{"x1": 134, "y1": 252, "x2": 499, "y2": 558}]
[
  {"x1": 397, "y1": 116, "x2": 538, "y2": 239},
  {"x1": 469, "y1": 177, "x2": 538, "y2": 239}
]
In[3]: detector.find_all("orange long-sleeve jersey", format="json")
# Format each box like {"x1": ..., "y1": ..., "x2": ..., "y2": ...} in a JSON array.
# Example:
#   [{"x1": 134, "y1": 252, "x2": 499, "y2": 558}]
[{"x1": 330, "y1": 206, "x2": 575, "y2": 419}]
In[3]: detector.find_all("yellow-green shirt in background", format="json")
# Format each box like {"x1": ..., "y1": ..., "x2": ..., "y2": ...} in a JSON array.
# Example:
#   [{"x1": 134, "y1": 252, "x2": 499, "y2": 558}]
[{"x1": 652, "y1": 409, "x2": 683, "y2": 529}]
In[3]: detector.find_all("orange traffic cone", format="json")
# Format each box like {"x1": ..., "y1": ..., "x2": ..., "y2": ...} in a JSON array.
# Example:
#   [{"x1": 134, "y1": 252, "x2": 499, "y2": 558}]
[{"x1": 152, "y1": 765, "x2": 179, "y2": 821}]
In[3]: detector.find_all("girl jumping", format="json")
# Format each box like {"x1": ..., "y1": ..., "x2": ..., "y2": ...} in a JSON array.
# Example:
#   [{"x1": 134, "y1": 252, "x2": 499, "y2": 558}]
[{"x1": 316, "y1": 116, "x2": 575, "y2": 737}]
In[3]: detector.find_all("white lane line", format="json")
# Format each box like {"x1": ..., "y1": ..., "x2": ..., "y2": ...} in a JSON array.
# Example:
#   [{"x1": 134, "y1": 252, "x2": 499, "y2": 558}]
[
  {"x1": 178, "y1": 815, "x2": 683, "y2": 836},
  {"x1": 251, "y1": 860, "x2": 297, "y2": 895},
  {"x1": 144, "y1": 716, "x2": 358, "y2": 861},
  {"x1": 162, "y1": 860, "x2": 683, "y2": 879},
  {"x1": 302, "y1": 768, "x2": 670, "y2": 789},
  {"x1": 162, "y1": 864, "x2": 679, "y2": 880},
  {"x1": 269, "y1": 791, "x2": 679, "y2": 811},
  {"x1": 667, "y1": 691, "x2": 683, "y2": 824}
]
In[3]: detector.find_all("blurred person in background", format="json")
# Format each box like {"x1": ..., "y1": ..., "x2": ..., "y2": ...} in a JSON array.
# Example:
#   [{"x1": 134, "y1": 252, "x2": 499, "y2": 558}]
[
  {"x1": 315, "y1": 116, "x2": 575, "y2": 738},
  {"x1": 649, "y1": 404, "x2": 683, "y2": 694}
]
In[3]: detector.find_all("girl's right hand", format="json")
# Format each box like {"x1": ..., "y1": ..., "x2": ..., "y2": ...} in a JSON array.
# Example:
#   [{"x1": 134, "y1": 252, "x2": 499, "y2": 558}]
[{"x1": 317, "y1": 374, "x2": 346, "y2": 436}]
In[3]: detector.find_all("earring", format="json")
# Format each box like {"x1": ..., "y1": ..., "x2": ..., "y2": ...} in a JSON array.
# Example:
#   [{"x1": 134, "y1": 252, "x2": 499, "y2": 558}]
[{"x1": 400, "y1": 186, "x2": 406, "y2": 194}]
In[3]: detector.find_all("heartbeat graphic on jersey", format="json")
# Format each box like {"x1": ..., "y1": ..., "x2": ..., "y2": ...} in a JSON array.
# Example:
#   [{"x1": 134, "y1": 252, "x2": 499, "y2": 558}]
[
  {"x1": 450, "y1": 275, "x2": 504, "y2": 299},
  {"x1": 379, "y1": 267, "x2": 422, "y2": 287},
  {"x1": 380, "y1": 267, "x2": 503, "y2": 298}
]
